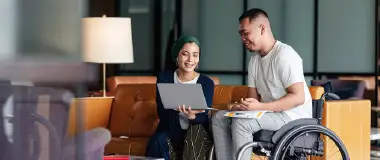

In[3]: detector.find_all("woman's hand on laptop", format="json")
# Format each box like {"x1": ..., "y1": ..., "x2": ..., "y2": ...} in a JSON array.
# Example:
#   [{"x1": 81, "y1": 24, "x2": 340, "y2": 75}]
[{"x1": 178, "y1": 105, "x2": 205, "y2": 120}]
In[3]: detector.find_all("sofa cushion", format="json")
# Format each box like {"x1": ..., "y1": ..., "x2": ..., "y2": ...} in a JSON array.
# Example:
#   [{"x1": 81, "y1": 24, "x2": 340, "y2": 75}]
[
  {"x1": 105, "y1": 137, "x2": 149, "y2": 156},
  {"x1": 108, "y1": 84, "x2": 159, "y2": 138},
  {"x1": 212, "y1": 85, "x2": 234, "y2": 107},
  {"x1": 231, "y1": 86, "x2": 249, "y2": 102},
  {"x1": 107, "y1": 76, "x2": 157, "y2": 93}
]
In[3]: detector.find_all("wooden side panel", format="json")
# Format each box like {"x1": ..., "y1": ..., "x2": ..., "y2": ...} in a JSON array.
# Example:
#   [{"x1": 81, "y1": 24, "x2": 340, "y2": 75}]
[
  {"x1": 67, "y1": 97, "x2": 113, "y2": 136},
  {"x1": 322, "y1": 100, "x2": 371, "y2": 160}
]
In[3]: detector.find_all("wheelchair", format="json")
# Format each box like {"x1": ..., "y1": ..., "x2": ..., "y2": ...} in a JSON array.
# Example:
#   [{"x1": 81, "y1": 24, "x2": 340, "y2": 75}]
[{"x1": 209, "y1": 91, "x2": 350, "y2": 160}]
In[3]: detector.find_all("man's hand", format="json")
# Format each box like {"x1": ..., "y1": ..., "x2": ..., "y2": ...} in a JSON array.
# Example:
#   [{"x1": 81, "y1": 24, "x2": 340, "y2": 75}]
[
  {"x1": 178, "y1": 105, "x2": 205, "y2": 120},
  {"x1": 240, "y1": 98, "x2": 263, "y2": 111},
  {"x1": 230, "y1": 103, "x2": 248, "y2": 111}
]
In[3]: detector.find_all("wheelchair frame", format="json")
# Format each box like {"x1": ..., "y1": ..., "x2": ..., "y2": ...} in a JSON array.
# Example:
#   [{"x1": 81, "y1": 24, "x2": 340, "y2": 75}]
[{"x1": 208, "y1": 91, "x2": 350, "y2": 160}]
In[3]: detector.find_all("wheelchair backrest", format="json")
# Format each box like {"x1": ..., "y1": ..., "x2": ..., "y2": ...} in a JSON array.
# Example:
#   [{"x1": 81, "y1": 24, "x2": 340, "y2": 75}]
[
  {"x1": 312, "y1": 98, "x2": 324, "y2": 123},
  {"x1": 312, "y1": 87, "x2": 340, "y2": 124}
]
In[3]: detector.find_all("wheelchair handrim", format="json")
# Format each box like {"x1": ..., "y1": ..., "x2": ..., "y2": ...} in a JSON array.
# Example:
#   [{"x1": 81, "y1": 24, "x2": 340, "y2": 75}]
[{"x1": 271, "y1": 125, "x2": 349, "y2": 160}]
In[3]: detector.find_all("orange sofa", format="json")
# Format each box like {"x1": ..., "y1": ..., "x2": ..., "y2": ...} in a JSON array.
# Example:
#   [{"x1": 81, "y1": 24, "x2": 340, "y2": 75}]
[
  {"x1": 69, "y1": 84, "x2": 370, "y2": 160},
  {"x1": 105, "y1": 76, "x2": 220, "y2": 96}
]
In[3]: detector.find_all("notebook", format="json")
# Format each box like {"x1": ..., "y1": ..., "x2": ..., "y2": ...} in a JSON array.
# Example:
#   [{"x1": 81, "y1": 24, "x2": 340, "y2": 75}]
[{"x1": 224, "y1": 110, "x2": 270, "y2": 119}]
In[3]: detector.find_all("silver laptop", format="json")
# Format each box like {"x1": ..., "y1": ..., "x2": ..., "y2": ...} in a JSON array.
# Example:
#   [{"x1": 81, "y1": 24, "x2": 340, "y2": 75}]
[{"x1": 157, "y1": 83, "x2": 216, "y2": 110}]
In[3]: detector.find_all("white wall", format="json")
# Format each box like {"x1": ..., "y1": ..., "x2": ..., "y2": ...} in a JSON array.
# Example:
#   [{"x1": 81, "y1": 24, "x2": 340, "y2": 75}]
[
  {"x1": 179, "y1": 0, "x2": 377, "y2": 85},
  {"x1": 246, "y1": 0, "x2": 315, "y2": 73},
  {"x1": 198, "y1": 0, "x2": 244, "y2": 72},
  {"x1": 119, "y1": 0, "x2": 155, "y2": 71},
  {"x1": 0, "y1": 0, "x2": 18, "y2": 61},
  {"x1": 18, "y1": 0, "x2": 86, "y2": 60},
  {"x1": 181, "y1": 0, "x2": 245, "y2": 84},
  {"x1": 283, "y1": 0, "x2": 315, "y2": 73},
  {"x1": 161, "y1": 0, "x2": 175, "y2": 70},
  {"x1": 317, "y1": 0, "x2": 376, "y2": 73},
  {"x1": 182, "y1": 0, "x2": 200, "y2": 38},
  {"x1": 181, "y1": 0, "x2": 317, "y2": 84}
]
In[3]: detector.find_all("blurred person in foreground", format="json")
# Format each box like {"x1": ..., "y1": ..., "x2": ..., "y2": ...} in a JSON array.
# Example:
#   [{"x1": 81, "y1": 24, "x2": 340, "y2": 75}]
[
  {"x1": 145, "y1": 35, "x2": 215, "y2": 160},
  {"x1": 211, "y1": 8, "x2": 312, "y2": 160}
]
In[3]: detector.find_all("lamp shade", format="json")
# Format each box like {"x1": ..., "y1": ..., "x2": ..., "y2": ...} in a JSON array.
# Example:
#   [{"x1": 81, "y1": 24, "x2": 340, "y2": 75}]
[{"x1": 82, "y1": 16, "x2": 134, "y2": 63}]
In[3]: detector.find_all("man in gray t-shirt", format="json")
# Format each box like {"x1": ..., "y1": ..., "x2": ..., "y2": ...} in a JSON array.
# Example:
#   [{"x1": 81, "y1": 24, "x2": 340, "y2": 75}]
[{"x1": 211, "y1": 8, "x2": 312, "y2": 160}]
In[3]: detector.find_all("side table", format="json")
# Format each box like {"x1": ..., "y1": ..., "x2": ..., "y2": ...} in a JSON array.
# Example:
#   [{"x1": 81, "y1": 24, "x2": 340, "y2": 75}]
[{"x1": 88, "y1": 90, "x2": 113, "y2": 97}]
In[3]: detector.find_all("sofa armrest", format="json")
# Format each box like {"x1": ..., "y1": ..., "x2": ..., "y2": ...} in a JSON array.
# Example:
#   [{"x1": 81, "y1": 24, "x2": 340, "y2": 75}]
[
  {"x1": 68, "y1": 97, "x2": 114, "y2": 136},
  {"x1": 322, "y1": 99, "x2": 371, "y2": 160}
]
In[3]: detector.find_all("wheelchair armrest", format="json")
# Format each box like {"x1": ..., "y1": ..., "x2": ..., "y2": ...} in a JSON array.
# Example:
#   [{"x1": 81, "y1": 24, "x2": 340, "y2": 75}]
[
  {"x1": 325, "y1": 92, "x2": 340, "y2": 100},
  {"x1": 272, "y1": 118, "x2": 318, "y2": 144}
]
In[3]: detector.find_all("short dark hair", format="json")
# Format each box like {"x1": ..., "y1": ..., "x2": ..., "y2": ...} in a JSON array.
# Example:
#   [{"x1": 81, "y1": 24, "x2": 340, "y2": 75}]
[{"x1": 239, "y1": 8, "x2": 268, "y2": 22}]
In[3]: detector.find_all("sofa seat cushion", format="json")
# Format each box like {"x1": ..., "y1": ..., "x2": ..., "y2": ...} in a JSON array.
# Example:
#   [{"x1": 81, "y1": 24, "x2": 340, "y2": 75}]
[{"x1": 105, "y1": 137, "x2": 149, "y2": 156}]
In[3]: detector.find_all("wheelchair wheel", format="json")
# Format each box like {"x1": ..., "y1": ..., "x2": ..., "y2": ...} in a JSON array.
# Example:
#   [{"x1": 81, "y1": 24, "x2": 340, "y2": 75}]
[{"x1": 271, "y1": 124, "x2": 349, "y2": 160}]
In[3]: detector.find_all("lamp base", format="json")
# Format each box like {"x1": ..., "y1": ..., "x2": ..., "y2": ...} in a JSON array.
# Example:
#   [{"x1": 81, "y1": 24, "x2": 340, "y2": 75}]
[{"x1": 103, "y1": 63, "x2": 106, "y2": 97}]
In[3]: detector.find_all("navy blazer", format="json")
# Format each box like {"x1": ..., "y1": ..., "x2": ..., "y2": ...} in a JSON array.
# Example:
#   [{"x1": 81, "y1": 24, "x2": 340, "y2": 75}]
[{"x1": 155, "y1": 70, "x2": 215, "y2": 137}]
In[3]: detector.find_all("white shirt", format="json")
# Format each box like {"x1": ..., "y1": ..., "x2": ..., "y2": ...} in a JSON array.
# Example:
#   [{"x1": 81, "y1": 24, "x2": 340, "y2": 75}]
[
  {"x1": 247, "y1": 41, "x2": 312, "y2": 120},
  {"x1": 173, "y1": 70, "x2": 200, "y2": 130}
]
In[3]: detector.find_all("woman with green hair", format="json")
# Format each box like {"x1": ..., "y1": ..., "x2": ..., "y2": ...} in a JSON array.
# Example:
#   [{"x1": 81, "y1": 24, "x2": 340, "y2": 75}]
[{"x1": 145, "y1": 35, "x2": 215, "y2": 160}]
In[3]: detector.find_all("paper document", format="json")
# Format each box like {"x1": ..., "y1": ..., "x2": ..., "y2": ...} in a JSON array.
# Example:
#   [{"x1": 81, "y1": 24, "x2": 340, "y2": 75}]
[
  {"x1": 371, "y1": 128, "x2": 380, "y2": 141},
  {"x1": 224, "y1": 110, "x2": 269, "y2": 119}
]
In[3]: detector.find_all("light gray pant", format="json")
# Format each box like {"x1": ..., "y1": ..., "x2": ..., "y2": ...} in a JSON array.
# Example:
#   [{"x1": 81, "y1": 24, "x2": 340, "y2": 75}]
[{"x1": 211, "y1": 110, "x2": 291, "y2": 160}]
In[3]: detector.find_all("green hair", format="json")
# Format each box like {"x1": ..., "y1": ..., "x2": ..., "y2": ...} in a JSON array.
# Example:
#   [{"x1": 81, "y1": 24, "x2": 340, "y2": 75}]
[{"x1": 171, "y1": 35, "x2": 201, "y2": 62}]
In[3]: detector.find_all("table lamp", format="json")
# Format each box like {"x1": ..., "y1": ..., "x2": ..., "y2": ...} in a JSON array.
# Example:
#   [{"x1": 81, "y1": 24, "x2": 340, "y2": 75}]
[{"x1": 82, "y1": 15, "x2": 134, "y2": 97}]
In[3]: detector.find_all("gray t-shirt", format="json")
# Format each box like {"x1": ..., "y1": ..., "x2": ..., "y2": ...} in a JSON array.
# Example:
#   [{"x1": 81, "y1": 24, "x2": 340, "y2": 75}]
[{"x1": 247, "y1": 41, "x2": 312, "y2": 120}]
